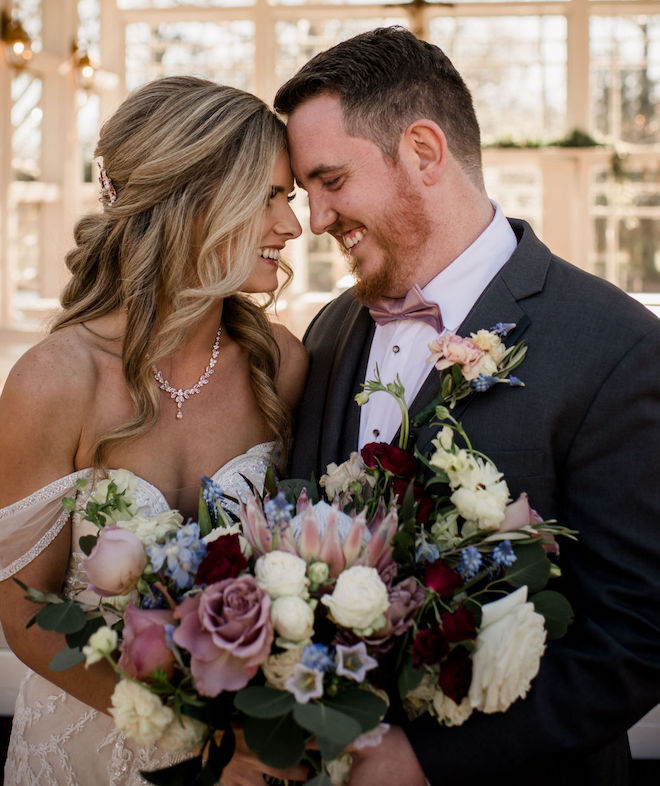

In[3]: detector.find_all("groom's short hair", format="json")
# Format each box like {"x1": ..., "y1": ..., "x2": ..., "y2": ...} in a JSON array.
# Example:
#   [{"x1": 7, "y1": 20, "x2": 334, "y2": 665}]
[{"x1": 274, "y1": 26, "x2": 483, "y2": 182}]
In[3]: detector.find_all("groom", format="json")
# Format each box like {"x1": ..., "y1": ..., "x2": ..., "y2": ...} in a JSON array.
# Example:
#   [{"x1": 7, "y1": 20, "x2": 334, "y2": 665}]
[{"x1": 275, "y1": 27, "x2": 660, "y2": 786}]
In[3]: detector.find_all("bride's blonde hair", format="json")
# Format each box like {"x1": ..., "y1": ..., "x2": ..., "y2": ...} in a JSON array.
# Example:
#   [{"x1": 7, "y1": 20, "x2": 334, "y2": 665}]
[{"x1": 51, "y1": 76, "x2": 292, "y2": 466}]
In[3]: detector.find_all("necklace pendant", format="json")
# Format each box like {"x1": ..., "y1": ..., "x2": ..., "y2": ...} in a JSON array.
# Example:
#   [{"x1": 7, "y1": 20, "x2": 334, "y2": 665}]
[{"x1": 176, "y1": 410, "x2": 183, "y2": 419}]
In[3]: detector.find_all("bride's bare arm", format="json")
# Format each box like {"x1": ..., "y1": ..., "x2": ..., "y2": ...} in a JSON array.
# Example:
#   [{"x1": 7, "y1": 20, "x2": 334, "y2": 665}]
[{"x1": 0, "y1": 336, "x2": 118, "y2": 714}]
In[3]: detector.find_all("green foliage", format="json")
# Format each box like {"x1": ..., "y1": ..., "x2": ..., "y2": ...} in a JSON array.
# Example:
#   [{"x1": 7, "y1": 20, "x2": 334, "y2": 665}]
[
  {"x1": 78, "y1": 534, "x2": 98, "y2": 556},
  {"x1": 324, "y1": 688, "x2": 387, "y2": 733},
  {"x1": 292, "y1": 702, "x2": 361, "y2": 762},
  {"x1": 197, "y1": 487, "x2": 213, "y2": 538},
  {"x1": 234, "y1": 686, "x2": 295, "y2": 718},
  {"x1": 531, "y1": 590, "x2": 575, "y2": 639},
  {"x1": 65, "y1": 616, "x2": 106, "y2": 649},
  {"x1": 397, "y1": 656, "x2": 425, "y2": 698},
  {"x1": 244, "y1": 712, "x2": 307, "y2": 769},
  {"x1": 35, "y1": 601, "x2": 87, "y2": 634},
  {"x1": 49, "y1": 647, "x2": 85, "y2": 671},
  {"x1": 503, "y1": 543, "x2": 551, "y2": 593}
]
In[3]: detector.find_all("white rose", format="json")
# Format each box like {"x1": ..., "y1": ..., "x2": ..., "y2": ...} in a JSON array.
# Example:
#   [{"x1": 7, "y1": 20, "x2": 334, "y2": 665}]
[
  {"x1": 271, "y1": 596, "x2": 315, "y2": 642},
  {"x1": 432, "y1": 690, "x2": 473, "y2": 726},
  {"x1": 321, "y1": 566, "x2": 389, "y2": 632},
  {"x1": 82, "y1": 625, "x2": 117, "y2": 666},
  {"x1": 158, "y1": 714, "x2": 208, "y2": 753},
  {"x1": 468, "y1": 586, "x2": 546, "y2": 714},
  {"x1": 255, "y1": 551, "x2": 309, "y2": 598},
  {"x1": 109, "y1": 680, "x2": 174, "y2": 746},
  {"x1": 118, "y1": 510, "x2": 183, "y2": 547},
  {"x1": 91, "y1": 469, "x2": 138, "y2": 507},
  {"x1": 320, "y1": 452, "x2": 375, "y2": 499}
]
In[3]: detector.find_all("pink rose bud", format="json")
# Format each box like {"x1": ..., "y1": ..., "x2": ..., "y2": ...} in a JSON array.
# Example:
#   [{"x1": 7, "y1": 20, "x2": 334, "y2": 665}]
[
  {"x1": 118, "y1": 604, "x2": 176, "y2": 681},
  {"x1": 85, "y1": 526, "x2": 147, "y2": 596}
]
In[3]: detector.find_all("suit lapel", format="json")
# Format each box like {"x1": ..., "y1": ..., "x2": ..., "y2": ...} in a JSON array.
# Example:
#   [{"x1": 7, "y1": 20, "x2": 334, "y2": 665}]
[
  {"x1": 320, "y1": 299, "x2": 374, "y2": 471},
  {"x1": 403, "y1": 219, "x2": 549, "y2": 450}
]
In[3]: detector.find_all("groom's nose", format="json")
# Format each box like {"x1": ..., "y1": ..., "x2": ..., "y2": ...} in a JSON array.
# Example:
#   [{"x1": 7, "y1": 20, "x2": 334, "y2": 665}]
[{"x1": 307, "y1": 192, "x2": 339, "y2": 236}]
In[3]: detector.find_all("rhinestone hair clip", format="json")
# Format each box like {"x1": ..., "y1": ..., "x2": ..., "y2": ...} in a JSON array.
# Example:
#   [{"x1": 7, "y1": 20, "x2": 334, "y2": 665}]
[{"x1": 97, "y1": 161, "x2": 117, "y2": 205}]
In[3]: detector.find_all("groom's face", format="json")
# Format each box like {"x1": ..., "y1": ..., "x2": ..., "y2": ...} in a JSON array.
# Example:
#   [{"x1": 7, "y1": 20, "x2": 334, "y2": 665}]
[{"x1": 286, "y1": 94, "x2": 431, "y2": 299}]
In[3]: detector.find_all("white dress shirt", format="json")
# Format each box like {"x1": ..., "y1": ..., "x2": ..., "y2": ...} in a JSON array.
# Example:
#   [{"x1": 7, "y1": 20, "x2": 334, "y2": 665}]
[{"x1": 358, "y1": 202, "x2": 517, "y2": 449}]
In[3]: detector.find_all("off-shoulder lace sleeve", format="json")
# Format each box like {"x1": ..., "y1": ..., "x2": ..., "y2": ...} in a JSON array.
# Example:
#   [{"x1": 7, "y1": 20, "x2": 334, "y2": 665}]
[{"x1": 0, "y1": 470, "x2": 92, "y2": 580}]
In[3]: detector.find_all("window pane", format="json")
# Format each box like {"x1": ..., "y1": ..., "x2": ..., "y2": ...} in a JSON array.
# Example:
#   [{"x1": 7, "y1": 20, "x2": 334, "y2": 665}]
[
  {"x1": 591, "y1": 16, "x2": 660, "y2": 144},
  {"x1": 429, "y1": 16, "x2": 566, "y2": 144}
]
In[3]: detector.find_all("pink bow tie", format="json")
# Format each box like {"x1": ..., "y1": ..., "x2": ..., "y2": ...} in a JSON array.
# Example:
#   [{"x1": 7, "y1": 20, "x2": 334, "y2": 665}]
[{"x1": 364, "y1": 285, "x2": 443, "y2": 332}]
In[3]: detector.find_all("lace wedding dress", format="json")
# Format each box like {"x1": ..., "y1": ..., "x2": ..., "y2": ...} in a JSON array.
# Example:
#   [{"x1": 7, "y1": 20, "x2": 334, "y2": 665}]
[{"x1": 0, "y1": 442, "x2": 276, "y2": 786}]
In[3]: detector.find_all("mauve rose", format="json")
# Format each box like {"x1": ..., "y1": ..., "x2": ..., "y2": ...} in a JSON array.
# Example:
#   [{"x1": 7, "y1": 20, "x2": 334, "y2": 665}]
[
  {"x1": 118, "y1": 604, "x2": 175, "y2": 680},
  {"x1": 441, "y1": 606, "x2": 477, "y2": 644},
  {"x1": 424, "y1": 561, "x2": 463, "y2": 598},
  {"x1": 438, "y1": 645, "x2": 472, "y2": 705},
  {"x1": 412, "y1": 625, "x2": 449, "y2": 667},
  {"x1": 85, "y1": 526, "x2": 147, "y2": 597},
  {"x1": 195, "y1": 534, "x2": 247, "y2": 586},
  {"x1": 361, "y1": 443, "x2": 417, "y2": 478},
  {"x1": 173, "y1": 575, "x2": 273, "y2": 697}
]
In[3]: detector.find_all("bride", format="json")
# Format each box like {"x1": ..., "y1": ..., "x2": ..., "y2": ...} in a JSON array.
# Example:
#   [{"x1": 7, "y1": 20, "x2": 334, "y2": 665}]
[{"x1": 0, "y1": 76, "x2": 309, "y2": 785}]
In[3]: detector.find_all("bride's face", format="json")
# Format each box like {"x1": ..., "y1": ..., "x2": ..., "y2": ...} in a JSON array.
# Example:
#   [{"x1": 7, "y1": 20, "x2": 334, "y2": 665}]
[{"x1": 240, "y1": 150, "x2": 302, "y2": 294}]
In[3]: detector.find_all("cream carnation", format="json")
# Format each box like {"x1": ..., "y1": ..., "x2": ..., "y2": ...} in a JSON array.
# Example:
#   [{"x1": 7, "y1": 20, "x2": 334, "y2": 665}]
[
  {"x1": 255, "y1": 551, "x2": 309, "y2": 598},
  {"x1": 158, "y1": 714, "x2": 208, "y2": 753},
  {"x1": 109, "y1": 680, "x2": 174, "y2": 746},
  {"x1": 261, "y1": 646, "x2": 304, "y2": 689},
  {"x1": 471, "y1": 329, "x2": 506, "y2": 361},
  {"x1": 320, "y1": 452, "x2": 375, "y2": 499},
  {"x1": 321, "y1": 566, "x2": 389, "y2": 632},
  {"x1": 271, "y1": 596, "x2": 315, "y2": 642},
  {"x1": 450, "y1": 460, "x2": 510, "y2": 530},
  {"x1": 468, "y1": 586, "x2": 546, "y2": 714},
  {"x1": 432, "y1": 690, "x2": 473, "y2": 726}
]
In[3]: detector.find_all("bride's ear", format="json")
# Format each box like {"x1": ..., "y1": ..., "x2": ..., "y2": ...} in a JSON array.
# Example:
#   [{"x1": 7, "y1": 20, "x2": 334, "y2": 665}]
[{"x1": 399, "y1": 121, "x2": 447, "y2": 186}]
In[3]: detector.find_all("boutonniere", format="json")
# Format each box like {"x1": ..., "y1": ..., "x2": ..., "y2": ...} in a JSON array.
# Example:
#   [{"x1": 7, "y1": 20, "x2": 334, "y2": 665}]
[{"x1": 356, "y1": 323, "x2": 527, "y2": 449}]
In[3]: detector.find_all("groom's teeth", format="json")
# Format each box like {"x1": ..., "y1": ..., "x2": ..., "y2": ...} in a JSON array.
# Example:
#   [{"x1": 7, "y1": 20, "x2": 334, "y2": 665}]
[
  {"x1": 343, "y1": 229, "x2": 367, "y2": 249},
  {"x1": 259, "y1": 248, "x2": 281, "y2": 260}
]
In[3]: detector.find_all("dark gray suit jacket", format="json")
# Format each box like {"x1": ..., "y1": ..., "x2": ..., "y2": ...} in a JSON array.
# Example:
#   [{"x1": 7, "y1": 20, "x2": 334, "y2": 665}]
[{"x1": 289, "y1": 219, "x2": 660, "y2": 786}]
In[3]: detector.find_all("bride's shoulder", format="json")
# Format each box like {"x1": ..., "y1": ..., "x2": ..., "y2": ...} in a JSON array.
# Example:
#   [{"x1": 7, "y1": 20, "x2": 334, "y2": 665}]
[{"x1": 270, "y1": 322, "x2": 308, "y2": 408}]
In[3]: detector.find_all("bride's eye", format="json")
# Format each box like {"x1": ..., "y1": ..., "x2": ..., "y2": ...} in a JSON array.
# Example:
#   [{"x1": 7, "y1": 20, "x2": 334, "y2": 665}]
[{"x1": 268, "y1": 187, "x2": 277, "y2": 201}]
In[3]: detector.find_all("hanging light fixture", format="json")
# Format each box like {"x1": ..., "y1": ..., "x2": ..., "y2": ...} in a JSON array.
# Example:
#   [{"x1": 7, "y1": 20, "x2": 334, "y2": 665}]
[
  {"x1": 1, "y1": 10, "x2": 33, "y2": 69},
  {"x1": 73, "y1": 45, "x2": 96, "y2": 90}
]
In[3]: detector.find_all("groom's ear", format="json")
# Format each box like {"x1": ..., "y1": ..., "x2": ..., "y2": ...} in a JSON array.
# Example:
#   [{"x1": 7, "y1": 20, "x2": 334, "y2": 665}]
[{"x1": 399, "y1": 120, "x2": 447, "y2": 186}]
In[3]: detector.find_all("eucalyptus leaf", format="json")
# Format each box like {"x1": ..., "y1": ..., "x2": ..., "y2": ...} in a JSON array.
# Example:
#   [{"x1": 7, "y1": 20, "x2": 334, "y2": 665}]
[
  {"x1": 292, "y1": 703, "x2": 361, "y2": 752},
  {"x1": 78, "y1": 534, "x2": 98, "y2": 556},
  {"x1": 35, "y1": 601, "x2": 87, "y2": 634},
  {"x1": 49, "y1": 647, "x2": 85, "y2": 671},
  {"x1": 325, "y1": 689, "x2": 387, "y2": 733},
  {"x1": 397, "y1": 656, "x2": 425, "y2": 699},
  {"x1": 66, "y1": 616, "x2": 106, "y2": 649},
  {"x1": 503, "y1": 542, "x2": 550, "y2": 592},
  {"x1": 530, "y1": 590, "x2": 574, "y2": 639},
  {"x1": 234, "y1": 685, "x2": 295, "y2": 718},
  {"x1": 244, "y1": 713, "x2": 307, "y2": 770}
]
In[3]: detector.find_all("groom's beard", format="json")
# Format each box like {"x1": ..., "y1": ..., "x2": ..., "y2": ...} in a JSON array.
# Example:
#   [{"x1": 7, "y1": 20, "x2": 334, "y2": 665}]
[{"x1": 344, "y1": 173, "x2": 432, "y2": 302}]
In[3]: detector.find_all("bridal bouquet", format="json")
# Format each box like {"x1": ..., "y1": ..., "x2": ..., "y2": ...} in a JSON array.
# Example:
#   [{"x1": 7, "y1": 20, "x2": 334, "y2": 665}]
[{"x1": 19, "y1": 323, "x2": 575, "y2": 786}]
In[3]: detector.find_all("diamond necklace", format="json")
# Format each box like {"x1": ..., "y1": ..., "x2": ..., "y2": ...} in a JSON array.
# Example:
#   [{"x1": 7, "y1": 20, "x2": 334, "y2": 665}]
[{"x1": 152, "y1": 323, "x2": 222, "y2": 420}]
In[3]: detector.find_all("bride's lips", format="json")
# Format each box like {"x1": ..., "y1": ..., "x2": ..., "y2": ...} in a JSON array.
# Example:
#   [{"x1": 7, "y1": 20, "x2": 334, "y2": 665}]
[{"x1": 258, "y1": 246, "x2": 282, "y2": 265}]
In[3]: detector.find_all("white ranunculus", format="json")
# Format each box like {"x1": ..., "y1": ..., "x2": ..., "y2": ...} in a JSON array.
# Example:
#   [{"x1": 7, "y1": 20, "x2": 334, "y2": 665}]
[
  {"x1": 117, "y1": 510, "x2": 183, "y2": 547},
  {"x1": 321, "y1": 566, "x2": 389, "y2": 632},
  {"x1": 468, "y1": 586, "x2": 546, "y2": 714},
  {"x1": 271, "y1": 596, "x2": 315, "y2": 642},
  {"x1": 91, "y1": 469, "x2": 138, "y2": 505},
  {"x1": 82, "y1": 625, "x2": 118, "y2": 666},
  {"x1": 432, "y1": 690, "x2": 473, "y2": 727},
  {"x1": 109, "y1": 680, "x2": 174, "y2": 746},
  {"x1": 308, "y1": 561, "x2": 330, "y2": 586},
  {"x1": 320, "y1": 452, "x2": 375, "y2": 499},
  {"x1": 450, "y1": 460, "x2": 510, "y2": 530},
  {"x1": 255, "y1": 551, "x2": 309, "y2": 598},
  {"x1": 158, "y1": 714, "x2": 208, "y2": 753}
]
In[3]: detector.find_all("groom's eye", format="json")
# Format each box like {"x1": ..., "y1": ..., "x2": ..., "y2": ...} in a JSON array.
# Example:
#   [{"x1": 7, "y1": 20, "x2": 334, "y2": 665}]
[{"x1": 323, "y1": 177, "x2": 341, "y2": 189}]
